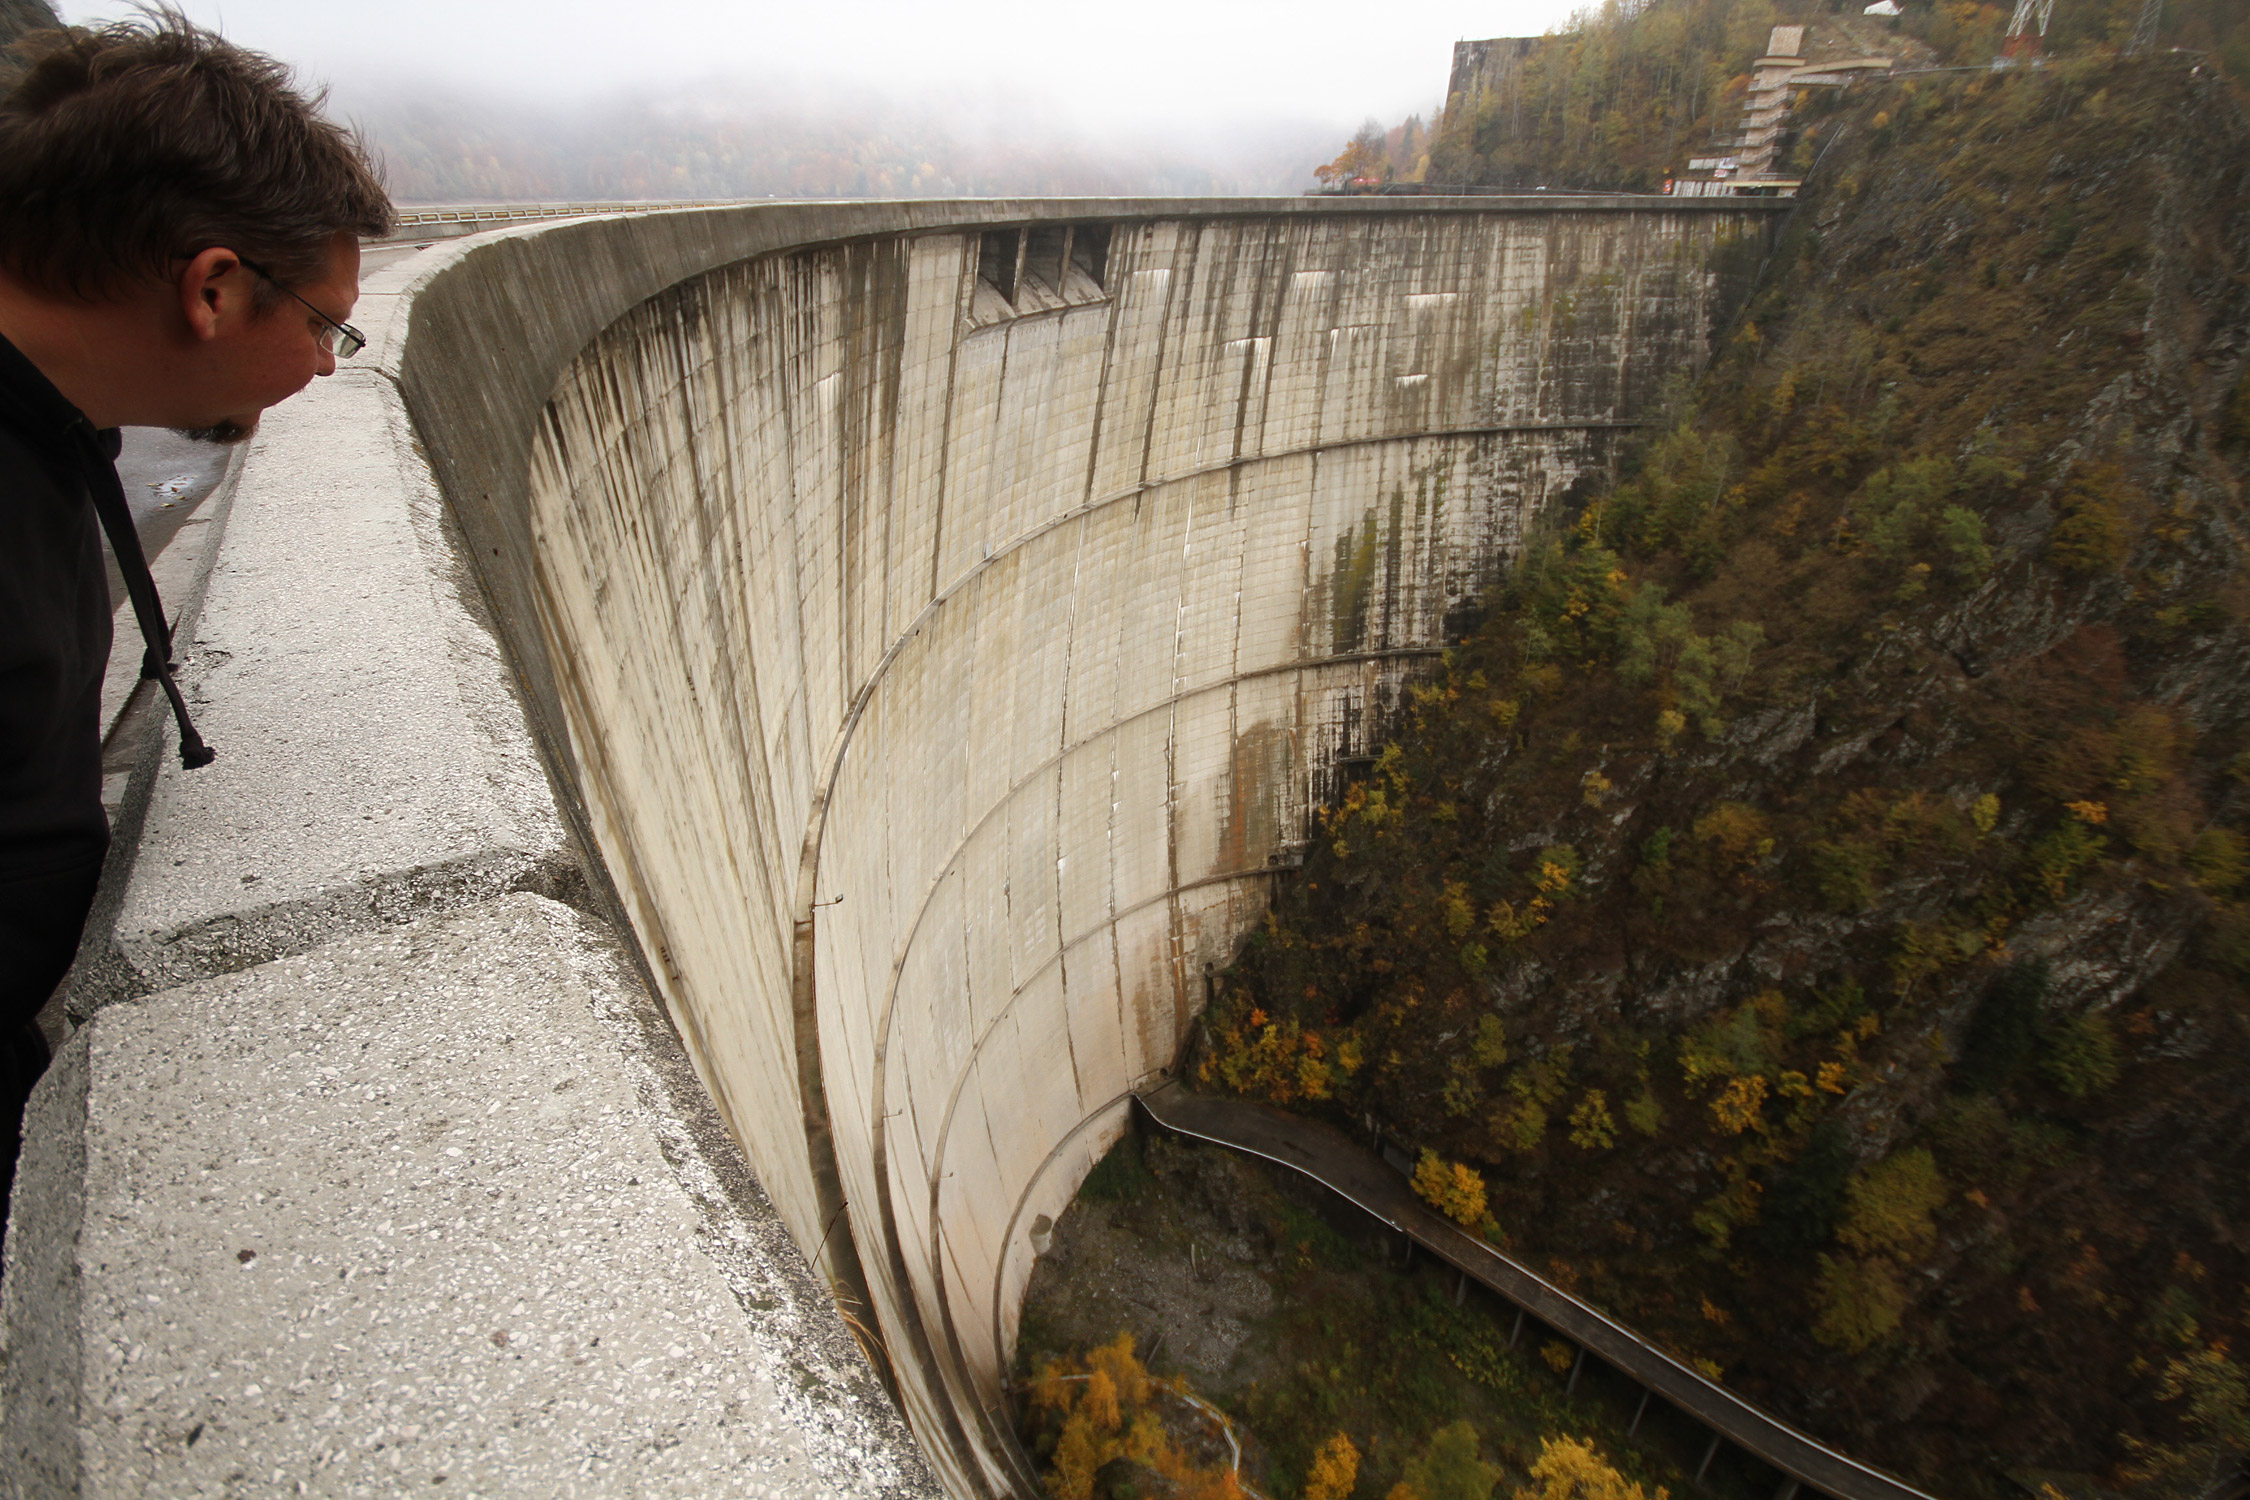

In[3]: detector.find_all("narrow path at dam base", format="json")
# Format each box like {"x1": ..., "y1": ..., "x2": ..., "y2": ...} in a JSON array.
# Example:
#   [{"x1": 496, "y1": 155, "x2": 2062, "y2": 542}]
[{"x1": 1012, "y1": 1125, "x2": 1742, "y2": 1500}]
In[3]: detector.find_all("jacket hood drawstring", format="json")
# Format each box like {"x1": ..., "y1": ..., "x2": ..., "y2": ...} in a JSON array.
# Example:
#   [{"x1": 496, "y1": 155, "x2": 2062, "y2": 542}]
[{"x1": 79, "y1": 426, "x2": 215, "y2": 771}]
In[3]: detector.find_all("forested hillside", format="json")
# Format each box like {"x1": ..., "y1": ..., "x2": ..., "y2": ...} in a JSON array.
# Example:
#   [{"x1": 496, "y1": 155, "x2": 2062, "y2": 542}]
[
  {"x1": 1215, "y1": 53, "x2": 2250, "y2": 1496},
  {"x1": 1319, "y1": 0, "x2": 2250, "y2": 192}
]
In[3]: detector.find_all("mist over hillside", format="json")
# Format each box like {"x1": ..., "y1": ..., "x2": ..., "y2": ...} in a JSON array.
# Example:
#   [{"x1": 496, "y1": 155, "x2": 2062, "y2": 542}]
[{"x1": 338, "y1": 75, "x2": 1349, "y2": 204}]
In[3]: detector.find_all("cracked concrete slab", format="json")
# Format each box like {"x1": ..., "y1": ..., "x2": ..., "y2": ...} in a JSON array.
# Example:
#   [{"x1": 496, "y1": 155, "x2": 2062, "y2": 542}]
[
  {"x1": 101, "y1": 367, "x2": 571, "y2": 996},
  {"x1": 2, "y1": 893, "x2": 933, "y2": 1500}
]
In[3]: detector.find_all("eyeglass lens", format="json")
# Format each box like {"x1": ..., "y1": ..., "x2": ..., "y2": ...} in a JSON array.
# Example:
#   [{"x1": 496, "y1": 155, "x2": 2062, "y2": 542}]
[{"x1": 315, "y1": 322, "x2": 366, "y2": 358}]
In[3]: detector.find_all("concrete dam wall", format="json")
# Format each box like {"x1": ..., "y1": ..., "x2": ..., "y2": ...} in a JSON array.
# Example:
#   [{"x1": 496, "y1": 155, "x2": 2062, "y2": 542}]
[{"x1": 391, "y1": 197, "x2": 1778, "y2": 1496}]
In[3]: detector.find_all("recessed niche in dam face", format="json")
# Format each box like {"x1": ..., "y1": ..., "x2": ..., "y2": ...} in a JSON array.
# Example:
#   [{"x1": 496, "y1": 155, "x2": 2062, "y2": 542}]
[{"x1": 516, "y1": 205, "x2": 1768, "y2": 1498}]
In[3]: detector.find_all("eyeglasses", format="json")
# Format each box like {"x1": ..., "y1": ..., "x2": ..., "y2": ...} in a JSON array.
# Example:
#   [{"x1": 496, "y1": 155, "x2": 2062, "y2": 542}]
[{"x1": 237, "y1": 257, "x2": 367, "y2": 359}]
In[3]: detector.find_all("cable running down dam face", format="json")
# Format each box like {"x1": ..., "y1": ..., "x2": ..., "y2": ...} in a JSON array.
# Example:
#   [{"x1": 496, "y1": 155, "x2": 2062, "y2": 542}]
[{"x1": 402, "y1": 198, "x2": 1780, "y2": 1499}]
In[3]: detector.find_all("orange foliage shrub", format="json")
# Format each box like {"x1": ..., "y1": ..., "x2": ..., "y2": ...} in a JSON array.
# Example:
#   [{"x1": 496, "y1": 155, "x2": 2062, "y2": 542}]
[
  {"x1": 1512, "y1": 1435, "x2": 1668, "y2": 1500},
  {"x1": 1413, "y1": 1149, "x2": 1490, "y2": 1227},
  {"x1": 1304, "y1": 1433, "x2": 1361, "y2": 1500},
  {"x1": 1026, "y1": 1334, "x2": 1249, "y2": 1500}
]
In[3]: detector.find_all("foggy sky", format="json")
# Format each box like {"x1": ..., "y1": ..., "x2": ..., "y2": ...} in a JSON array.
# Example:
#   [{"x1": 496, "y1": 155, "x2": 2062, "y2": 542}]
[{"x1": 64, "y1": 0, "x2": 1586, "y2": 137}]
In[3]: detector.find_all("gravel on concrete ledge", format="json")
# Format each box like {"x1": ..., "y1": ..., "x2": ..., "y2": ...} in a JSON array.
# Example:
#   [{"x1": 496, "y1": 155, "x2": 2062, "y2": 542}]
[
  {"x1": 96, "y1": 366, "x2": 573, "y2": 1001},
  {"x1": 2, "y1": 893, "x2": 936, "y2": 1500}
]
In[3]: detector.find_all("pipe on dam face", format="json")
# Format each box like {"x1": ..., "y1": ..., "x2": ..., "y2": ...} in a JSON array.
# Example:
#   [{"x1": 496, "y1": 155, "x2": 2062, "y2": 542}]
[{"x1": 394, "y1": 196, "x2": 1784, "y2": 1498}]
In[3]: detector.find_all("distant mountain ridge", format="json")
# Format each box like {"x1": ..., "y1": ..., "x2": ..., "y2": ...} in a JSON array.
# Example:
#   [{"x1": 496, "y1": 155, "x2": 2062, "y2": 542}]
[{"x1": 345, "y1": 81, "x2": 1333, "y2": 205}]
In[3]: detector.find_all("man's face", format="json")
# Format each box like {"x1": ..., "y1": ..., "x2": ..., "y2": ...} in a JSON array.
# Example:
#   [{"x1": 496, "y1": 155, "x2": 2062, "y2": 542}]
[{"x1": 175, "y1": 232, "x2": 362, "y2": 445}]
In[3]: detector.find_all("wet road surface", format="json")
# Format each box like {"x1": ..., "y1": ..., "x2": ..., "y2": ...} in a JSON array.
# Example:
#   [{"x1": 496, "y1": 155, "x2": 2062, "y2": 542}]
[{"x1": 103, "y1": 426, "x2": 234, "y2": 613}]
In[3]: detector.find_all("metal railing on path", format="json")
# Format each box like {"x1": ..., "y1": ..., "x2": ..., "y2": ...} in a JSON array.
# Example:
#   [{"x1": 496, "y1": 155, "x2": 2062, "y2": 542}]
[
  {"x1": 379, "y1": 199, "x2": 756, "y2": 238},
  {"x1": 1133, "y1": 1080, "x2": 1944, "y2": 1500}
]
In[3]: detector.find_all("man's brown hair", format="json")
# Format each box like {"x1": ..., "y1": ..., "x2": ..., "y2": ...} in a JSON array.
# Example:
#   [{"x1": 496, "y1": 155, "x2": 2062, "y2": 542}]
[{"x1": 0, "y1": 8, "x2": 391, "y2": 302}]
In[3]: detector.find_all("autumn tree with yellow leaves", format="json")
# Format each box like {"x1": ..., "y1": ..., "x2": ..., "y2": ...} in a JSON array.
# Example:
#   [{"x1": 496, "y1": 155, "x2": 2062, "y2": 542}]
[
  {"x1": 1511, "y1": 1436, "x2": 1667, "y2": 1500},
  {"x1": 1302, "y1": 1433, "x2": 1361, "y2": 1500},
  {"x1": 1412, "y1": 1150, "x2": 1489, "y2": 1229},
  {"x1": 1027, "y1": 1335, "x2": 1246, "y2": 1500}
]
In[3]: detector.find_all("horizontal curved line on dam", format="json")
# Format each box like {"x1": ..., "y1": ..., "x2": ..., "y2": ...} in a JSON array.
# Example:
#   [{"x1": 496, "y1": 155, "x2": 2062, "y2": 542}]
[
  {"x1": 985, "y1": 1087, "x2": 1140, "y2": 1489},
  {"x1": 918, "y1": 866, "x2": 1266, "y2": 1339},
  {"x1": 1135, "y1": 1082, "x2": 1941, "y2": 1500},
  {"x1": 857, "y1": 644, "x2": 1446, "y2": 1036},
  {"x1": 786, "y1": 403, "x2": 1635, "y2": 1002},
  {"x1": 818, "y1": 625, "x2": 1452, "y2": 1469},
  {"x1": 794, "y1": 409, "x2": 1652, "y2": 885},
  {"x1": 854, "y1": 649, "x2": 1439, "y2": 1464}
]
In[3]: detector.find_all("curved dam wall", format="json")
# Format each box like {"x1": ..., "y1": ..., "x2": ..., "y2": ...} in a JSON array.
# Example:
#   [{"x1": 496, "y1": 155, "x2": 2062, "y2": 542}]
[{"x1": 396, "y1": 197, "x2": 1780, "y2": 1497}]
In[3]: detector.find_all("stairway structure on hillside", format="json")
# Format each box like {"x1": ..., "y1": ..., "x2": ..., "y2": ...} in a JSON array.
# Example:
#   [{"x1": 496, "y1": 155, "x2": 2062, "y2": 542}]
[{"x1": 1672, "y1": 24, "x2": 1898, "y2": 198}]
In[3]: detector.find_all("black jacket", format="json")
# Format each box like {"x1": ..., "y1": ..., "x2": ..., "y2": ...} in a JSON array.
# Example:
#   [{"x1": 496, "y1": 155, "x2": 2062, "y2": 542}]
[
  {"x1": 0, "y1": 332, "x2": 113, "y2": 879},
  {"x1": 0, "y1": 333, "x2": 210, "y2": 886}
]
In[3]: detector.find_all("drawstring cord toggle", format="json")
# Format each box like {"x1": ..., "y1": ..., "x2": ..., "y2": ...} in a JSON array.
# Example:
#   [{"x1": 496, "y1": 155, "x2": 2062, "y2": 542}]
[{"x1": 80, "y1": 426, "x2": 216, "y2": 770}]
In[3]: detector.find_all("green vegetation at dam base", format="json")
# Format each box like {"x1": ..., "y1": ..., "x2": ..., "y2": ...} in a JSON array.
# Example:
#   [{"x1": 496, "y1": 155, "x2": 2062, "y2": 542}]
[
  {"x1": 1034, "y1": 49, "x2": 2250, "y2": 1500},
  {"x1": 1017, "y1": 1131, "x2": 1695, "y2": 1500}
]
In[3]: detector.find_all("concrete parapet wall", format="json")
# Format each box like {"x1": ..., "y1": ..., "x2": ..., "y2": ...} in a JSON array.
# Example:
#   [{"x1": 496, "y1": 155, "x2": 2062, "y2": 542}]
[
  {"x1": 2, "y1": 215, "x2": 944, "y2": 1498},
  {"x1": 391, "y1": 197, "x2": 1779, "y2": 1495},
  {"x1": 9, "y1": 896, "x2": 923, "y2": 1497}
]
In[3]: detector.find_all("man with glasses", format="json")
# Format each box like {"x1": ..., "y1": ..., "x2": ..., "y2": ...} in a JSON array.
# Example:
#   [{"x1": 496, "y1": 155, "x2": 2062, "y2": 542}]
[{"x1": 0, "y1": 12, "x2": 391, "y2": 1203}]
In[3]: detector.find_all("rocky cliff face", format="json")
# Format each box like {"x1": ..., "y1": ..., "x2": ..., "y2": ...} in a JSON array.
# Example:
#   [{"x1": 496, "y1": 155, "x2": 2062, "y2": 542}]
[{"x1": 1208, "y1": 56, "x2": 2250, "y2": 1496}]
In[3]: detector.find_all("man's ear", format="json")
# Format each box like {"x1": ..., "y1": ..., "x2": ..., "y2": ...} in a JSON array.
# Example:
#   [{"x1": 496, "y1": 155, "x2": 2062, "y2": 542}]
[{"x1": 175, "y1": 247, "x2": 248, "y2": 342}]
